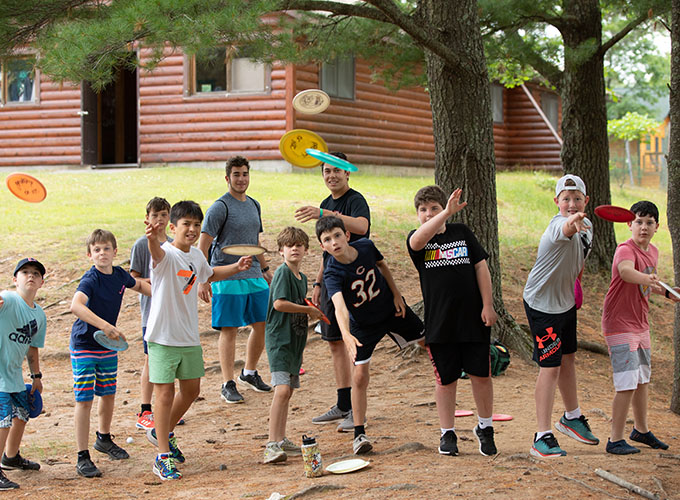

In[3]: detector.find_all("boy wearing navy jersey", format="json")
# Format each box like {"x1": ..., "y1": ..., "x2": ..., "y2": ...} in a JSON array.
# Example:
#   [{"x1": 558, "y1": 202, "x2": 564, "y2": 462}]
[
  {"x1": 407, "y1": 186, "x2": 498, "y2": 456},
  {"x1": 69, "y1": 229, "x2": 150, "y2": 478},
  {"x1": 316, "y1": 216, "x2": 424, "y2": 455}
]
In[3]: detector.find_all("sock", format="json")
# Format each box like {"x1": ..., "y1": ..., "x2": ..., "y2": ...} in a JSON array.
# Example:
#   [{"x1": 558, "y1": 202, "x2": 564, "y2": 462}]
[
  {"x1": 243, "y1": 368, "x2": 256, "y2": 377},
  {"x1": 157, "y1": 453, "x2": 170, "y2": 460},
  {"x1": 565, "y1": 407, "x2": 581, "y2": 420},
  {"x1": 478, "y1": 416, "x2": 493, "y2": 430},
  {"x1": 354, "y1": 425, "x2": 365, "y2": 438},
  {"x1": 77, "y1": 450, "x2": 90, "y2": 461},
  {"x1": 96, "y1": 432, "x2": 111, "y2": 442},
  {"x1": 141, "y1": 404, "x2": 152, "y2": 414},
  {"x1": 337, "y1": 387, "x2": 352, "y2": 412},
  {"x1": 440, "y1": 427, "x2": 455, "y2": 436},
  {"x1": 535, "y1": 430, "x2": 552, "y2": 441}
]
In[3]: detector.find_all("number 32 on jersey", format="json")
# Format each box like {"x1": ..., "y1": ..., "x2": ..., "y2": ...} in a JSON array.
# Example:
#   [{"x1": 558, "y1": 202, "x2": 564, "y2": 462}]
[{"x1": 350, "y1": 268, "x2": 380, "y2": 308}]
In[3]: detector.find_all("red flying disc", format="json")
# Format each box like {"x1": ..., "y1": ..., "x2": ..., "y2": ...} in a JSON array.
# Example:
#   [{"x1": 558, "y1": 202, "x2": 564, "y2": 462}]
[
  {"x1": 305, "y1": 298, "x2": 330, "y2": 325},
  {"x1": 454, "y1": 409, "x2": 474, "y2": 417},
  {"x1": 594, "y1": 205, "x2": 635, "y2": 223},
  {"x1": 574, "y1": 278, "x2": 583, "y2": 310},
  {"x1": 492, "y1": 413, "x2": 513, "y2": 421}
]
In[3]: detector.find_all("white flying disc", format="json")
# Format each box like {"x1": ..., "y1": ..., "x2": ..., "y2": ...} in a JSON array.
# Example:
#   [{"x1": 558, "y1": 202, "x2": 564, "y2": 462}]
[
  {"x1": 292, "y1": 89, "x2": 330, "y2": 114},
  {"x1": 325, "y1": 458, "x2": 370, "y2": 474}
]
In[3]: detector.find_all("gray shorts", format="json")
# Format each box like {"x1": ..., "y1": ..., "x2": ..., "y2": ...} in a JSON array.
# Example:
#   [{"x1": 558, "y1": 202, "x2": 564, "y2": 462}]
[{"x1": 271, "y1": 371, "x2": 300, "y2": 389}]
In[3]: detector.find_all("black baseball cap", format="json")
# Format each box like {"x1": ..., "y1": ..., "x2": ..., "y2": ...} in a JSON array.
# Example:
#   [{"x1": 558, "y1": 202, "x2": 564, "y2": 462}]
[{"x1": 14, "y1": 258, "x2": 46, "y2": 277}]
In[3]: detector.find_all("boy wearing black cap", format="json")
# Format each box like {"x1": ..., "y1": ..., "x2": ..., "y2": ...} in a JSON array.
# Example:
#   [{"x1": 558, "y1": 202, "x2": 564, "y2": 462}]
[{"x1": 0, "y1": 258, "x2": 47, "y2": 490}]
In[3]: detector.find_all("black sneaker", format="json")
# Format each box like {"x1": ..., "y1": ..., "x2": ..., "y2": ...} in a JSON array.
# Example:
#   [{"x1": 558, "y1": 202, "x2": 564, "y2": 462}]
[
  {"x1": 1, "y1": 452, "x2": 40, "y2": 470},
  {"x1": 438, "y1": 430, "x2": 458, "y2": 456},
  {"x1": 221, "y1": 380, "x2": 244, "y2": 403},
  {"x1": 237, "y1": 370, "x2": 272, "y2": 392},
  {"x1": 76, "y1": 456, "x2": 102, "y2": 478},
  {"x1": 94, "y1": 435, "x2": 129, "y2": 460},
  {"x1": 0, "y1": 470, "x2": 18, "y2": 490},
  {"x1": 474, "y1": 425, "x2": 498, "y2": 456},
  {"x1": 629, "y1": 428, "x2": 669, "y2": 450}
]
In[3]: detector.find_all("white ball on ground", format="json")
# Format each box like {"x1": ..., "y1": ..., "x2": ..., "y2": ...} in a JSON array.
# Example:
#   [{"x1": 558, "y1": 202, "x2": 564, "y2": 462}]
[{"x1": 126, "y1": 437, "x2": 134, "y2": 444}]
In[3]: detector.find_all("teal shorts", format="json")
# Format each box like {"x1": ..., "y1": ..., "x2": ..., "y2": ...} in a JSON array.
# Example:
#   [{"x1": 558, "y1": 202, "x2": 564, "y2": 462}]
[{"x1": 148, "y1": 343, "x2": 205, "y2": 384}]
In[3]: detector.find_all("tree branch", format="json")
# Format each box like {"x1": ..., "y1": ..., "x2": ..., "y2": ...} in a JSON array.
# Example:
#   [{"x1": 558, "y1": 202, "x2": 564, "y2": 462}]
[
  {"x1": 506, "y1": 31, "x2": 563, "y2": 90},
  {"x1": 599, "y1": 11, "x2": 649, "y2": 56},
  {"x1": 280, "y1": 0, "x2": 462, "y2": 70}
]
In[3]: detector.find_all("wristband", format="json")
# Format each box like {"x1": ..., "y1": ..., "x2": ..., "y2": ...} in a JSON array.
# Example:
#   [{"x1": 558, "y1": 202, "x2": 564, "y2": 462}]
[
  {"x1": 312, "y1": 282, "x2": 321, "y2": 288},
  {"x1": 665, "y1": 289, "x2": 670, "y2": 299},
  {"x1": 261, "y1": 266, "x2": 270, "y2": 273},
  {"x1": 29, "y1": 372, "x2": 42, "y2": 379},
  {"x1": 319, "y1": 208, "x2": 323, "y2": 218}
]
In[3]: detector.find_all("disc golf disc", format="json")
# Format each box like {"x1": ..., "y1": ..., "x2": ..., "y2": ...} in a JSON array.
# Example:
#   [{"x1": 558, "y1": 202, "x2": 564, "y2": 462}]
[
  {"x1": 221, "y1": 244, "x2": 268, "y2": 256},
  {"x1": 574, "y1": 278, "x2": 583, "y2": 310},
  {"x1": 325, "y1": 458, "x2": 370, "y2": 474},
  {"x1": 306, "y1": 149, "x2": 358, "y2": 172},
  {"x1": 492, "y1": 413, "x2": 513, "y2": 422},
  {"x1": 594, "y1": 205, "x2": 635, "y2": 223},
  {"x1": 292, "y1": 89, "x2": 331, "y2": 114},
  {"x1": 25, "y1": 383, "x2": 43, "y2": 418},
  {"x1": 6, "y1": 173, "x2": 47, "y2": 203},
  {"x1": 305, "y1": 298, "x2": 331, "y2": 325},
  {"x1": 659, "y1": 281, "x2": 680, "y2": 300},
  {"x1": 454, "y1": 409, "x2": 474, "y2": 417},
  {"x1": 279, "y1": 129, "x2": 328, "y2": 168},
  {"x1": 93, "y1": 330, "x2": 129, "y2": 352}
]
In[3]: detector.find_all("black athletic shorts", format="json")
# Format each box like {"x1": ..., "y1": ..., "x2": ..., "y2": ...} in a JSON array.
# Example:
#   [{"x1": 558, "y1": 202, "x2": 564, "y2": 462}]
[
  {"x1": 426, "y1": 342, "x2": 490, "y2": 385},
  {"x1": 351, "y1": 304, "x2": 424, "y2": 364},
  {"x1": 523, "y1": 300, "x2": 577, "y2": 368},
  {"x1": 318, "y1": 280, "x2": 342, "y2": 341}
]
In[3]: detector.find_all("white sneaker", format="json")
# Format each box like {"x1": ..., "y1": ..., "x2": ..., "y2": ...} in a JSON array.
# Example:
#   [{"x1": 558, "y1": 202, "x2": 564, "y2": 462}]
[
  {"x1": 353, "y1": 434, "x2": 373, "y2": 455},
  {"x1": 263, "y1": 442, "x2": 287, "y2": 464}
]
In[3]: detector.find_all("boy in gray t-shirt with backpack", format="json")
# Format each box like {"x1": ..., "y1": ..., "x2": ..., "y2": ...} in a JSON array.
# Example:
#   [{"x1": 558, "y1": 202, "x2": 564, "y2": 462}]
[{"x1": 523, "y1": 174, "x2": 599, "y2": 458}]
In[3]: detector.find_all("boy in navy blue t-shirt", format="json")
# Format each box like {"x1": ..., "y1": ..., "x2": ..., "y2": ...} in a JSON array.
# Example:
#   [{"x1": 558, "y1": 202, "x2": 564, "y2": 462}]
[
  {"x1": 316, "y1": 217, "x2": 424, "y2": 455},
  {"x1": 69, "y1": 229, "x2": 150, "y2": 478}
]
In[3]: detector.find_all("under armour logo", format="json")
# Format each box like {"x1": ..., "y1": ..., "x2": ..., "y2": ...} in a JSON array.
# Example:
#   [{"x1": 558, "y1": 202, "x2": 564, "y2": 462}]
[{"x1": 536, "y1": 327, "x2": 557, "y2": 349}]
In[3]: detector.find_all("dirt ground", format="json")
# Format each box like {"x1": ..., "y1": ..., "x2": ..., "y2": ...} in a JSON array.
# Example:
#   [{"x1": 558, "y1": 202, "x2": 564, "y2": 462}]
[{"x1": 3, "y1": 240, "x2": 680, "y2": 500}]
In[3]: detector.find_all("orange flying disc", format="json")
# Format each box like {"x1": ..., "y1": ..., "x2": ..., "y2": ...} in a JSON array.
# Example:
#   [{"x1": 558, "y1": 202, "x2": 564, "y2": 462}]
[
  {"x1": 279, "y1": 129, "x2": 328, "y2": 168},
  {"x1": 6, "y1": 173, "x2": 47, "y2": 202}
]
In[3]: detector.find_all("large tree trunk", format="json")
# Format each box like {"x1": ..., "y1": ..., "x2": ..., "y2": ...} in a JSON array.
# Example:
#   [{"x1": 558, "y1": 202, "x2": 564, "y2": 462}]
[
  {"x1": 560, "y1": 0, "x2": 617, "y2": 272},
  {"x1": 418, "y1": 0, "x2": 532, "y2": 359},
  {"x1": 668, "y1": 0, "x2": 680, "y2": 415}
]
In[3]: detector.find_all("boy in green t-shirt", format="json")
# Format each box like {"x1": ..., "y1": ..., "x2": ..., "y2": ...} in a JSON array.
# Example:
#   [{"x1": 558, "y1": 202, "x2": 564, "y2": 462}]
[{"x1": 263, "y1": 227, "x2": 323, "y2": 464}]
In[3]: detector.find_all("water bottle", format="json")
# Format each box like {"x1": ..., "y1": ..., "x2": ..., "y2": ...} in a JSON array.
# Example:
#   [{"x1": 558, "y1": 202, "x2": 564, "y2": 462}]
[{"x1": 301, "y1": 434, "x2": 322, "y2": 477}]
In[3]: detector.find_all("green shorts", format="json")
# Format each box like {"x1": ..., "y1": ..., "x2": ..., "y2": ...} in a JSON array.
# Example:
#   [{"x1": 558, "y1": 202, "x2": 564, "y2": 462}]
[{"x1": 148, "y1": 342, "x2": 205, "y2": 384}]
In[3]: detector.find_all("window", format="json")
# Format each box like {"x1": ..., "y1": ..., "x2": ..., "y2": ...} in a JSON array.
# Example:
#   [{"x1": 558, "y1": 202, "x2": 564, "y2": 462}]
[
  {"x1": 541, "y1": 92, "x2": 559, "y2": 132},
  {"x1": 187, "y1": 47, "x2": 270, "y2": 96},
  {"x1": 1, "y1": 56, "x2": 37, "y2": 104},
  {"x1": 490, "y1": 84, "x2": 503, "y2": 123},
  {"x1": 320, "y1": 56, "x2": 355, "y2": 100}
]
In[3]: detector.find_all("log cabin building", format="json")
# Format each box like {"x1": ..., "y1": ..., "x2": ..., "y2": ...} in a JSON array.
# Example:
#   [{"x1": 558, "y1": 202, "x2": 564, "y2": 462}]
[{"x1": 0, "y1": 48, "x2": 562, "y2": 171}]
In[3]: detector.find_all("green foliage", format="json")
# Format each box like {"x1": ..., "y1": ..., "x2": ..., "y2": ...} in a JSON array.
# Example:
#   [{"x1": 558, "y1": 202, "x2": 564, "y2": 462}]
[{"x1": 608, "y1": 111, "x2": 660, "y2": 141}]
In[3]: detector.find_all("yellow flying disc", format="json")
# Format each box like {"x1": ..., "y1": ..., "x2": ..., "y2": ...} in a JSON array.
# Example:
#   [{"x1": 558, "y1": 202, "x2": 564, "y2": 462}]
[
  {"x1": 279, "y1": 129, "x2": 328, "y2": 168},
  {"x1": 6, "y1": 173, "x2": 47, "y2": 203}
]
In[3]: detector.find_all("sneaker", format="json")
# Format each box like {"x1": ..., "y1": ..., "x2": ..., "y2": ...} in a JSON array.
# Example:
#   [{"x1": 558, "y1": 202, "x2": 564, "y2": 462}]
[
  {"x1": 353, "y1": 434, "x2": 373, "y2": 455},
  {"x1": 263, "y1": 442, "x2": 287, "y2": 464},
  {"x1": 1, "y1": 452, "x2": 40, "y2": 470},
  {"x1": 153, "y1": 455, "x2": 182, "y2": 481},
  {"x1": 438, "y1": 430, "x2": 459, "y2": 456},
  {"x1": 94, "y1": 435, "x2": 129, "y2": 460},
  {"x1": 237, "y1": 370, "x2": 272, "y2": 392},
  {"x1": 555, "y1": 414, "x2": 599, "y2": 445},
  {"x1": 530, "y1": 433, "x2": 567, "y2": 458},
  {"x1": 336, "y1": 410, "x2": 367, "y2": 432},
  {"x1": 136, "y1": 410, "x2": 154, "y2": 430},
  {"x1": 146, "y1": 429, "x2": 185, "y2": 463},
  {"x1": 474, "y1": 425, "x2": 498, "y2": 456},
  {"x1": 606, "y1": 439, "x2": 640, "y2": 455},
  {"x1": 629, "y1": 429, "x2": 669, "y2": 450},
  {"x1": 221, "y1": 380, "x2": 244, "y2": 404},
  {"x1": 278, "y1": 437, "x2": 301, "y2": 456},
  {"x1": 76, "y1": 456, "x2": 102, "y2": 478},
  {"x1": 312, "y1": 405, "x2": 349, "y2": 424},
  {"x1": 0, "y1": 470, "x2": 19, "y2": 490}
]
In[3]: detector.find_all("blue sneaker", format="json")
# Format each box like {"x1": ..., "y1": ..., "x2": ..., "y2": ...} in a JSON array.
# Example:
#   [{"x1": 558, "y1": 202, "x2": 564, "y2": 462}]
[
  {"x1": 146, "y1": 429, "x2": 185, "y2": 463},
  {"x1": 153, "y1": 454, "x2": 181, "y2": 481},
  {"x1": 606, "y1": 439, "x2": 640, "y2": 455},
  {"x1": 555, "y1": 414, "x2": 599, "y2": 445},
  {"x1": 530, "y1": 433, "x2": 567, "y2": 458},
  {"x1": 629, "y1": 429, "x2": 669, "y2": 450}
]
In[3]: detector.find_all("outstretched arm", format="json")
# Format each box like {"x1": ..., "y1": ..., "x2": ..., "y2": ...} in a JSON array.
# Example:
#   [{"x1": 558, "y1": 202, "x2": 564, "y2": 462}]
[
  {"x1": 70, "y1": 291, "x2": 125, "y2": 341},
  {"x1": 331, "y1": 292, "x2": 362, "y2": 363},
  {"x1": 209, "y1": 256, "x2": 252, "y2": 282},
  {"x1": 145, "y1": 220, "x2": 166, "y2": 267},
  {"x1": 131, "y1": 278, "x2": 151, "y2": 297},
  {"x1": 409, "y1": 189, "x2": 467, "y2": 251}
]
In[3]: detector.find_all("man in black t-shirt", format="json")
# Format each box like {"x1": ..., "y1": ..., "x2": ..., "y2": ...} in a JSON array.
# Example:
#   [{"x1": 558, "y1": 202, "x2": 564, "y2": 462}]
[{"x1": 294, "y1": 152, "x2": 370, "y2": 431}]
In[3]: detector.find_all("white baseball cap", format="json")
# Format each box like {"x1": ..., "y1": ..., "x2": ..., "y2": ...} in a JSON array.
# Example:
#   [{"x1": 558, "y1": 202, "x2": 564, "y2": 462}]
[{"x1": 555, "y1": 174, "x2": 586, "y2": 197}]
